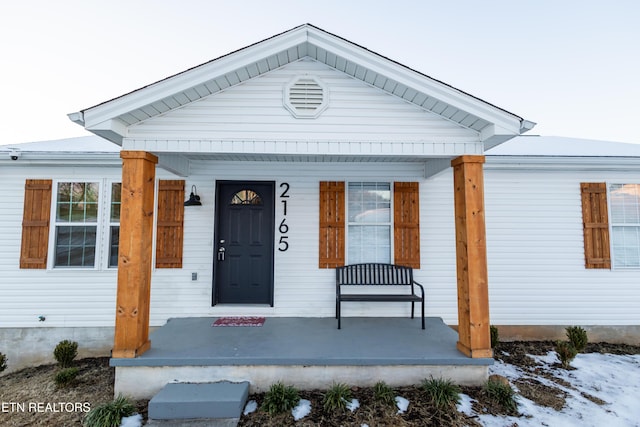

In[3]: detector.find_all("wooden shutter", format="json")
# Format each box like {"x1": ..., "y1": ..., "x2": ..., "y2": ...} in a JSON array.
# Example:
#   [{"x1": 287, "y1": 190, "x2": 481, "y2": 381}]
[
  {"x1": 581, "y1": 182, "x2": 611, "y2": 269},
  {"x1": 156, "y1": 180, "x2": 185, "y2": 268},
  {"x1": 20, "y1": 179, "x2": 52, "y2": 269},
  {"x1": 319, "y1": 181, "x2": 345, "y2": 268},
  {"x1": 394, "y1": 182, "x2": 420, "y2": 268}
]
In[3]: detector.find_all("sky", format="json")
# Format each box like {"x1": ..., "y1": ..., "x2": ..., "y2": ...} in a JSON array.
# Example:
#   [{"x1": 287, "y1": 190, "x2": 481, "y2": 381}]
[{"x1": 1, "y1": 0, "x2": 639, "y2": 145}]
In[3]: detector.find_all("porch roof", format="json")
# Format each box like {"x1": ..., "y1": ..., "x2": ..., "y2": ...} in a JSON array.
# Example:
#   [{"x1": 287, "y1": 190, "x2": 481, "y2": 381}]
[{"x1": 69, "y1": 24, "x2": 534, "y2": 151}]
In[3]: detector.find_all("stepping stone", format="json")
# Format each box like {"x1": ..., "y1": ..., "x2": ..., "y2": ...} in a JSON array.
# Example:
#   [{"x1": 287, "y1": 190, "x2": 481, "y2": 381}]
[{"x1": 148, "y1": 382, "x2": 249, "y2": 420}]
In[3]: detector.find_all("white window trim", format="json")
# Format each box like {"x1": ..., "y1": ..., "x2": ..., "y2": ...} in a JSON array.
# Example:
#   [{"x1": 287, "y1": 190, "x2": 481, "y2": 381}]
[
  {"x1": 345, "y1": 181, "x2": 394, "y2": 264},
  {"x1": 608, "y1": 182, "x2": 640, "y2": 270},
  {"x1": 47, "y1": 179, "x2": 120, "y2": 271}
]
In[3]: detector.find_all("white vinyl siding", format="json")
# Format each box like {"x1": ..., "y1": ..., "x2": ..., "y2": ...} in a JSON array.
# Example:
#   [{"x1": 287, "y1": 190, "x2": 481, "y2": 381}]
[
  {"x1": 609, "y1": 183, "x2": 640, "y2": 269},
  {"x1": 484, "y1": 168, "x2": 640, "y2": 326},
  {"x1": 126, "y1": 60, "x2": 480, "y2": 151}
]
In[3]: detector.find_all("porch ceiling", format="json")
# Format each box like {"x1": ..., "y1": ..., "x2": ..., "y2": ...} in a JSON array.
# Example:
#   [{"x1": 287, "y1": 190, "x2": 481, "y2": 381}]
[{"x1": 71, "y1": 24, "x2": 532, "y2": 145}]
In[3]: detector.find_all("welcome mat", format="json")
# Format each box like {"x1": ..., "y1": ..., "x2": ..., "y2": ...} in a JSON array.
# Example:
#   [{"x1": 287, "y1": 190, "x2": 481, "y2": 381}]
[{"x1": 212, "y1": 316, "x2": 266, "y2": 327}]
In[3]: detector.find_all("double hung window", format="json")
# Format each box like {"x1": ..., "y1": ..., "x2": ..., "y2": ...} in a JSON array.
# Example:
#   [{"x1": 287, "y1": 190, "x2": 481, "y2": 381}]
[
  {"x1": 52, "y1": 181, "x2": 121, "y2": 269},
  {"x1": 347, "y1": 182, "x2": 391, "y2": 264},
  {"x1": 609, "y1": 184, "x2": 640, "y2": 268}
]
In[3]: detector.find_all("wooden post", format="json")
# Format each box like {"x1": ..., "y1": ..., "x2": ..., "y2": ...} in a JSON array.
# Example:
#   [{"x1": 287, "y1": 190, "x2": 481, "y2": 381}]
[
  {"x1": 451, "y1": 155, "x2": 492, "y2": 358},
  {"x1": 113, "y1": 151, "x2": 158, "y2": 358}
]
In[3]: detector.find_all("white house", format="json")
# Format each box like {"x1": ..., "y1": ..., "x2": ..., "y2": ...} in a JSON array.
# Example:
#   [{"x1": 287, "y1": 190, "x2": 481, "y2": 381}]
[{"x1": 1, "y1": 24, "x2": 638, "y2": 375}]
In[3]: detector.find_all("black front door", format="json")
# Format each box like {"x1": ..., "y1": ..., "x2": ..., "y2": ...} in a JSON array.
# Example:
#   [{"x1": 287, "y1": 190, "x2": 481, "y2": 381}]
[{"x1": 213, "y1": 181, "x2": 274, "y2": 305}]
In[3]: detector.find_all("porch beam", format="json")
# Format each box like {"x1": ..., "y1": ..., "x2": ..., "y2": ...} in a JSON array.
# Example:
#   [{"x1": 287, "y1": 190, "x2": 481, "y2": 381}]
[
  {"x1": 451, "y1": 155, "x2": 492, "y2": 358},
  {"x1": 113, "y1": 151, "x2": 158, "y2": 358}
]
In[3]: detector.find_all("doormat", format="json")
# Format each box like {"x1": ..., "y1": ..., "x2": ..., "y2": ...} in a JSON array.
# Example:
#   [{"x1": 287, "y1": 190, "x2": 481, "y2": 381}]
[{"x1": 212, "y1": 317, "x2": 266, "y2": 327}]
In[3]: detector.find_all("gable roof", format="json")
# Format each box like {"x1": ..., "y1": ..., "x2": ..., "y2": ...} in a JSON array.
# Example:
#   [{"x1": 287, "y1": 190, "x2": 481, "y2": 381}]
[{"x1": 68, "y1": 24, "x2": 534, "y2": 148}]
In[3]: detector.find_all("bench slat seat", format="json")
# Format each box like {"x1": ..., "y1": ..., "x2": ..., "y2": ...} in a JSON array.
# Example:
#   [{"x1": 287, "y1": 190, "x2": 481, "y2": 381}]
[{"x1": 336, "y1": 263, "x2": 425, "y2": 329}]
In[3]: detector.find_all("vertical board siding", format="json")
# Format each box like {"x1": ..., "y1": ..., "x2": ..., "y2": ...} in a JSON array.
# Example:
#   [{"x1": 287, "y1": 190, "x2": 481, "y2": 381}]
[
  {"x1": 156, "y1": 180, "x2": 185, "y2": 268},
  {"x1": 580, "y1": 183, "x2": 611, "y2": 269},
  {"x1": 319, "y1": 181, "x2": 345, "y2": 268},
  {"x1": 393, "y1": 182, "x2": 420, "y2": 268},
  {"x1": 20, "y1": 179, "x2": 52, "y2": 269}
]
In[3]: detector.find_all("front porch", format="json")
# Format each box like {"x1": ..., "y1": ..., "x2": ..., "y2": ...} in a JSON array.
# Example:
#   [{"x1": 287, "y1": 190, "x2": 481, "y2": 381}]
[{"x1": 111, "y1": 317, "x2": 493, "y2": 399}]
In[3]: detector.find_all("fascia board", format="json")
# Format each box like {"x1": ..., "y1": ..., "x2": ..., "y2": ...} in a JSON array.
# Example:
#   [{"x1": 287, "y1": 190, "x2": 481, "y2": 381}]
[
  {"x1": 307, "y1": 32, "x2": 523, "y2": 134},
  {"x1": 0, "y1": 153, "x2": 121, "y2": 166},
  {"x1": 486, "y1": 155, "x2": 640, "y2": 171},
  {"x1": 82, "y1": 28, "x2": 311, "y2": 128},
  {"x1": 82, "y1": 24, "x2": 524, "y2": 135}
]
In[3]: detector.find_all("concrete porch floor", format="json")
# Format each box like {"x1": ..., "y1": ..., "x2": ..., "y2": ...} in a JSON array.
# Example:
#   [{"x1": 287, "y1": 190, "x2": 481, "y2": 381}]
[{"x1": 111, "y1": 317, "x2": 493, "y2": 399}]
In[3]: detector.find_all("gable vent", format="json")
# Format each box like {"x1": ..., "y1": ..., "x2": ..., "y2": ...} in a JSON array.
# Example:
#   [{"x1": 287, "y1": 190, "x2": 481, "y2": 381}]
[{"x1": 284, "y1": 76, "x2": 328, "y2": 118}]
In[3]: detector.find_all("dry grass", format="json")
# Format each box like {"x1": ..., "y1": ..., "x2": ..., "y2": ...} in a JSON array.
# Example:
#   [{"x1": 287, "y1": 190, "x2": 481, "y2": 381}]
[{"x1": 1, "y1": 341, "x2": 639, "y2": 426}]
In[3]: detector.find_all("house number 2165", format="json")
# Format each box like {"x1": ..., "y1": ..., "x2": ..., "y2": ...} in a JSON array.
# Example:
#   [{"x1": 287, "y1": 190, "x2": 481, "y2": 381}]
[{"x1": 278, "y1": 182, "x2": 290, "y2": 251}]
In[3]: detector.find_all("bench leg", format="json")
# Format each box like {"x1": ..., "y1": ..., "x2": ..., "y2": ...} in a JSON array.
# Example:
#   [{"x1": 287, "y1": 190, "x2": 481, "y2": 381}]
[
  {"x1": 337, "y1": 299, "x2": 341, "y2": 329},
  {"x1": 411, "y1": 301, "x2": 415, "y2": 319},
  {"x1": 421, "y1": 298, "x2": 425, "y2": 329}
]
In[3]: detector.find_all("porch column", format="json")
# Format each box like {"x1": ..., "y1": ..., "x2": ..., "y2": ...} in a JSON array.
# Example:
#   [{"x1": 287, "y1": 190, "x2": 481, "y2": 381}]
[
  {"x1": 113, "y1": 151, "x2": 158, "y2": 358},
  {"x1": 451, "y1": 155, "x2": 492, "y2": 358}
]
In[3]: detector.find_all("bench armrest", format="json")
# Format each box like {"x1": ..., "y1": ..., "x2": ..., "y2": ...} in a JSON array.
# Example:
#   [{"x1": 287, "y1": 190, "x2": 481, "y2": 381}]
[{"x1": 412, "y1": 281, "x2": 425, "y2": 298}]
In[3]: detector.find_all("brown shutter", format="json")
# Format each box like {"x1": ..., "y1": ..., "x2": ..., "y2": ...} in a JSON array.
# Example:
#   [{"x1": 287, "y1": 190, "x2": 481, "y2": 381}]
[
  {"x1": 20, "y1": 179, "x2": 52, "y2": 269},
  {"x1": 394, "y1": 182, "x2": 420, "y2": 268},
  {"x1": 319, "y1": 181, "x2": 345, "y2": 268},
  {"x1": 581, "y1": 182, "x2": 611, "y2": 269},
  {"x1": 156, "y1": 180, "x2": 185, "y2": 268}
]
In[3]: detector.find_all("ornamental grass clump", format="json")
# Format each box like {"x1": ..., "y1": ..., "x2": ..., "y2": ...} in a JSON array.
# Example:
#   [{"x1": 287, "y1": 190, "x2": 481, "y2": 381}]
[
  {"x1": 83, "y1": 395, "x2": 136, "y2": 427},
  {"x1": 490, "y1": 325, "x2": 500, "y2": 349},
  {"x1": 54, "y1": 367, "x2": 79, "y2": 388},
  {"x1": 261, "y1": 382, "x2": 300, "y2": 415},
  {"x1": 566, "y1": 326, "x2": 588, "y2": 352},
  {"x1": 53, "y1": 340, "x2": 78, "y2": 368},
  {"x1": 373, "y1": 381, "x2": 396, "y2": 407},
  {"x1": 0, "y1": 352, "x2": 7, "y2": 373},
  {"x1": 555, "y1": 340, "x2": 578, "y2": 369},
  {"x1": 422, "y1": 377, "x2": 461, "y2": 411},
  {"x1": 322, "y1": 382, "x2": 352, "y2": 412},
  {"x1": 485, "y1": 378, "x2": 518, "y2": 414}
]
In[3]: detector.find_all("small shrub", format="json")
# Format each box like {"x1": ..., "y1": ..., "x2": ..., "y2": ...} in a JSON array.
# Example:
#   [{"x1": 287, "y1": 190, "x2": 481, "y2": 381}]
[
  {"x1": 485, "y1": 378, "x2": 517, "y2": 414},
  {"x1": 0, "y1": 352, "x2": 7, "y2": 373},
  {"x1": 54, "y1": 340, "x2": 78, "y2": 368},
  {"x1": 261, "y1": 382, "x2": 300, "y2": 415},
  {"x1": 422, "y1": 377, "x2": 460, "y2": 410},
  {"x1": 373, "y1": 381, "x2": 396, "y2": 406},
  {"x1": 566, "y1": 326, "x2": 588, "y2": 352},
  {"x1": 555, "y1": 340, "x2": 578, "y2": 368},
  {"x1": 322, "y1": 382, "x2": 352, "y2": 412},
  {"x1": 54, "y1": 367, "x2": 79, "y2": 388},
  {"x1": 83, "y1": 395, "x2": 136, "y2": 427},
  {"x1": 490, "y1": 325, "x2": 499, "y2": 349}
]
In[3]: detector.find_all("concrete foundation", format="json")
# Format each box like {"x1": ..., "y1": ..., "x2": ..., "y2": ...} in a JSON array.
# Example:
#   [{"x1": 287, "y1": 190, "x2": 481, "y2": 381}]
[
  {"x1": 116, "y1": 364, "x2": 489, "y2": 399},
  {"x1": 0, "y1": 327, "x2": 113, "y2": 374}
]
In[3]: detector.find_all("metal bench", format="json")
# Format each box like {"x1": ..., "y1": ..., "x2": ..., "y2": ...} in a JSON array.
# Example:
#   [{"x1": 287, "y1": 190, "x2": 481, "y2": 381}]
[{"x1": 335, "y1": 263, "x2": 425, "y2": 329}]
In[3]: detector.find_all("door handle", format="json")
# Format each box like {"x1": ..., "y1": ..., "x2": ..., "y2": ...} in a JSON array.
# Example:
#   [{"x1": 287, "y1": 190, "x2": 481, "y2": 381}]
[{"x1": 217, "y1": 247, "x2": 225, "y2": 261}]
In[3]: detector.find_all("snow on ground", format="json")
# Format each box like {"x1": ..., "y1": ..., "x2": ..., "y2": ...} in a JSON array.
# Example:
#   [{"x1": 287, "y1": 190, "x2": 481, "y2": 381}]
[
  {"x1": 238, "y1": 352, "x2": 639, "y2": 426},
  {"x1": 395, "y1": 396, "x2": 410, "y2": 414},
  {"x1": 459, "y1": 351, "x2": 640, "y2": 427},
  {"x1": 291, "y1": 399, "x2": 311, "y2": 421}
]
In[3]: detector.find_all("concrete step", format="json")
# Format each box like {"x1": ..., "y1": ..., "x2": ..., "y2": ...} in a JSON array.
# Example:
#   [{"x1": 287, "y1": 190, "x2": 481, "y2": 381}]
[{"x1": 148, "y1": 381, "x2": 249, "y2": 421}]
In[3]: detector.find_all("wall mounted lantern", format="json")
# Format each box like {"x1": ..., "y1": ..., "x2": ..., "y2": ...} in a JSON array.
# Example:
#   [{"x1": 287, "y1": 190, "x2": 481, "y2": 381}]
[{"x1": 184, "y1": 185, "x2": 202, "y2": 206}]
